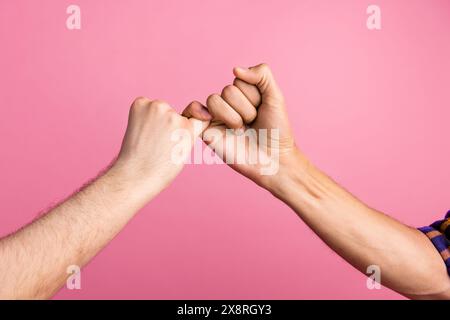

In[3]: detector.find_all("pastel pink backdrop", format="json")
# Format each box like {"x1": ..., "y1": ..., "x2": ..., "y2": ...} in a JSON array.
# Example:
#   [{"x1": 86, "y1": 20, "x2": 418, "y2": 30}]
[{"x1": 0, "y1": 0, "x2": 449, "y2": 299}]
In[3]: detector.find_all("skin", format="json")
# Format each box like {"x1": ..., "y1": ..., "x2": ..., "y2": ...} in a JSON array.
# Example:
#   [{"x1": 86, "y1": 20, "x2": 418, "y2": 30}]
[
  {"x1": 0, "y1": 64, "x2": 448, "y2": 299},
  {"x1": 0, "y1": 97, "x2": 211, "y2": 299},
  {"x1": 183, "y1": 63, "x2": 450, "y2": 300}
]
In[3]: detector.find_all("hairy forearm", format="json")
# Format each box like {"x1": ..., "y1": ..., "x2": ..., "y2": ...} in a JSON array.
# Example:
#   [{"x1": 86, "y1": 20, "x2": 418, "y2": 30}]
[
  {"x1": 267, "y1": 150, "x2": 450, "y2": 299},
  {"x1": 0, "y1": 96, "x2": 205, "y2": 300},
  {"x1": 0, "y1": 164, "x2": 154, "y2": 299}
]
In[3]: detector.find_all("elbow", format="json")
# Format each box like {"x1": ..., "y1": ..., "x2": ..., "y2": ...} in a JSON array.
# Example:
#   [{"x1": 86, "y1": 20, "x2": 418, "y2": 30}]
[{"x1": 402, "y1": 258, "x2": 450, "y2": 299}]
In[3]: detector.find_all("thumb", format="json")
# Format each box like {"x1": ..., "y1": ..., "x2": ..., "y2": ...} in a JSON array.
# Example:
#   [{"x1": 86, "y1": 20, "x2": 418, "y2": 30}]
[{"x1": 233, "y1": 63, "x2": 283, "y2": 100}]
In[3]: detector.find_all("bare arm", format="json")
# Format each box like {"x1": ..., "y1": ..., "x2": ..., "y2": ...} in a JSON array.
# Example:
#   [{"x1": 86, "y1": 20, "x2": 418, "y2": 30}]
[
  {"x1": 0, "y1": 165, "x2": 150, "y2": 299},
  {"x1": 268, "y1": 150, "x2": 450, "y2": 299},
  {"x1": 0, "y1": 97, "x2": 210, "y2": 299},
  {"x1": 187, "y1": 63, "x2": 450, "y2": 299}
]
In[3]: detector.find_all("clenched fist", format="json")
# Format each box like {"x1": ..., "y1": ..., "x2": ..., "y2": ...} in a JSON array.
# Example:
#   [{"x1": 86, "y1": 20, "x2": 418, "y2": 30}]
[
  {"x1": 184, "y1": 64, "x2": 300, "y2": 191},
  {"x1": 112, "y1": 97, "x2": 211, "y2": 197}
]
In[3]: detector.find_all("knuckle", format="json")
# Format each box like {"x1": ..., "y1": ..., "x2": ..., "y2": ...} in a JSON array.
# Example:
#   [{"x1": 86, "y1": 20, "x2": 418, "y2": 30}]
[
  {"x1": 229, "y1": 114, "x2": 244, "y2": 129},
  {"x1": 244, "y1": 108, "x2": 257, "y2": 123},
  {"x1": 258, "y1": 63, "x2": 269, "y2": 72},
  {"x1": 233, "y1": 78, "x2": 245, "y2": 89},
  {"x1": 233, "y1": 118, "x2": 244, "y2": 129},
  {"x1": 150, "y1": 99, "x2": 171, "y2": 111},
  {"x1": 167, "y1": 110, "x2": 180, "y2": 123},
  {"x1": 256, "y1": 63, "x2": 272, "y2": 88},
  {"x1": 131, "y1": 96, "x2": 151, "y2": 109},
  {"x1": 256, "y1": 63, "x2": 271, "y2": 78},
  {"x1": 221, "y1": 85, "x2": 237, "y2": 100},
  {"x1": 206, "y1": 94, "x2": 220, "y2": 107}
]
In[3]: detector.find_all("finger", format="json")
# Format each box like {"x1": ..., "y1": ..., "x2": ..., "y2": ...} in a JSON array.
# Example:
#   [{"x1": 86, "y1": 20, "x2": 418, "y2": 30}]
[
  {"x1": 181, "y1": 101, "x2": 211, "y2": 137},
  {"x1": 233, "y1": 78, "x2": 262, "y2": 107},
  {"x1": 221, "y1": 85, "x2": 257, "y2": 124},
  {"x1": 233, "y1": 63, "x2": 283, "y2": 100},
  {"x1": 182, "y1": 101, "x2": 212, "y2": 121},
  {"x1": 206, "y1": 94, "x2": 244, "y2": 129}
]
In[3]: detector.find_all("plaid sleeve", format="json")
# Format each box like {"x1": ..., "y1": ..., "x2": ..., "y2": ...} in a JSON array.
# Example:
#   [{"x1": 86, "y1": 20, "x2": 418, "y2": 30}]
[{"x1": 418, "y1": 210, "x2": 450, "y2": 276}]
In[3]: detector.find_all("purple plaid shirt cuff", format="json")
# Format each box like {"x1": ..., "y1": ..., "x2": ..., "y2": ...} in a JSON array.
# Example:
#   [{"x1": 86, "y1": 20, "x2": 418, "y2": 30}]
[{"x1": 418, "y1": 210, "x2": 450, "y2": 276}]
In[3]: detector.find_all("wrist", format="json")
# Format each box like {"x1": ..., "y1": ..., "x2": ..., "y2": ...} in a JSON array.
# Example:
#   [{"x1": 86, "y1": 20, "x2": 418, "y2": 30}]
[
  {"x1": 106, "y1": 158, "x2": 165, "y2": 201},
  {"x1": 263, "y1": 148, "x2": 317, "y2": 202}
]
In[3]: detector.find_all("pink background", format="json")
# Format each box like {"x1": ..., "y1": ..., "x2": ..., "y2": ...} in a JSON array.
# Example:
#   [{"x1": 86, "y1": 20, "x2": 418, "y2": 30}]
[{"x1": 0, "y1": 0, "x2": 449, "y2": 299}]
